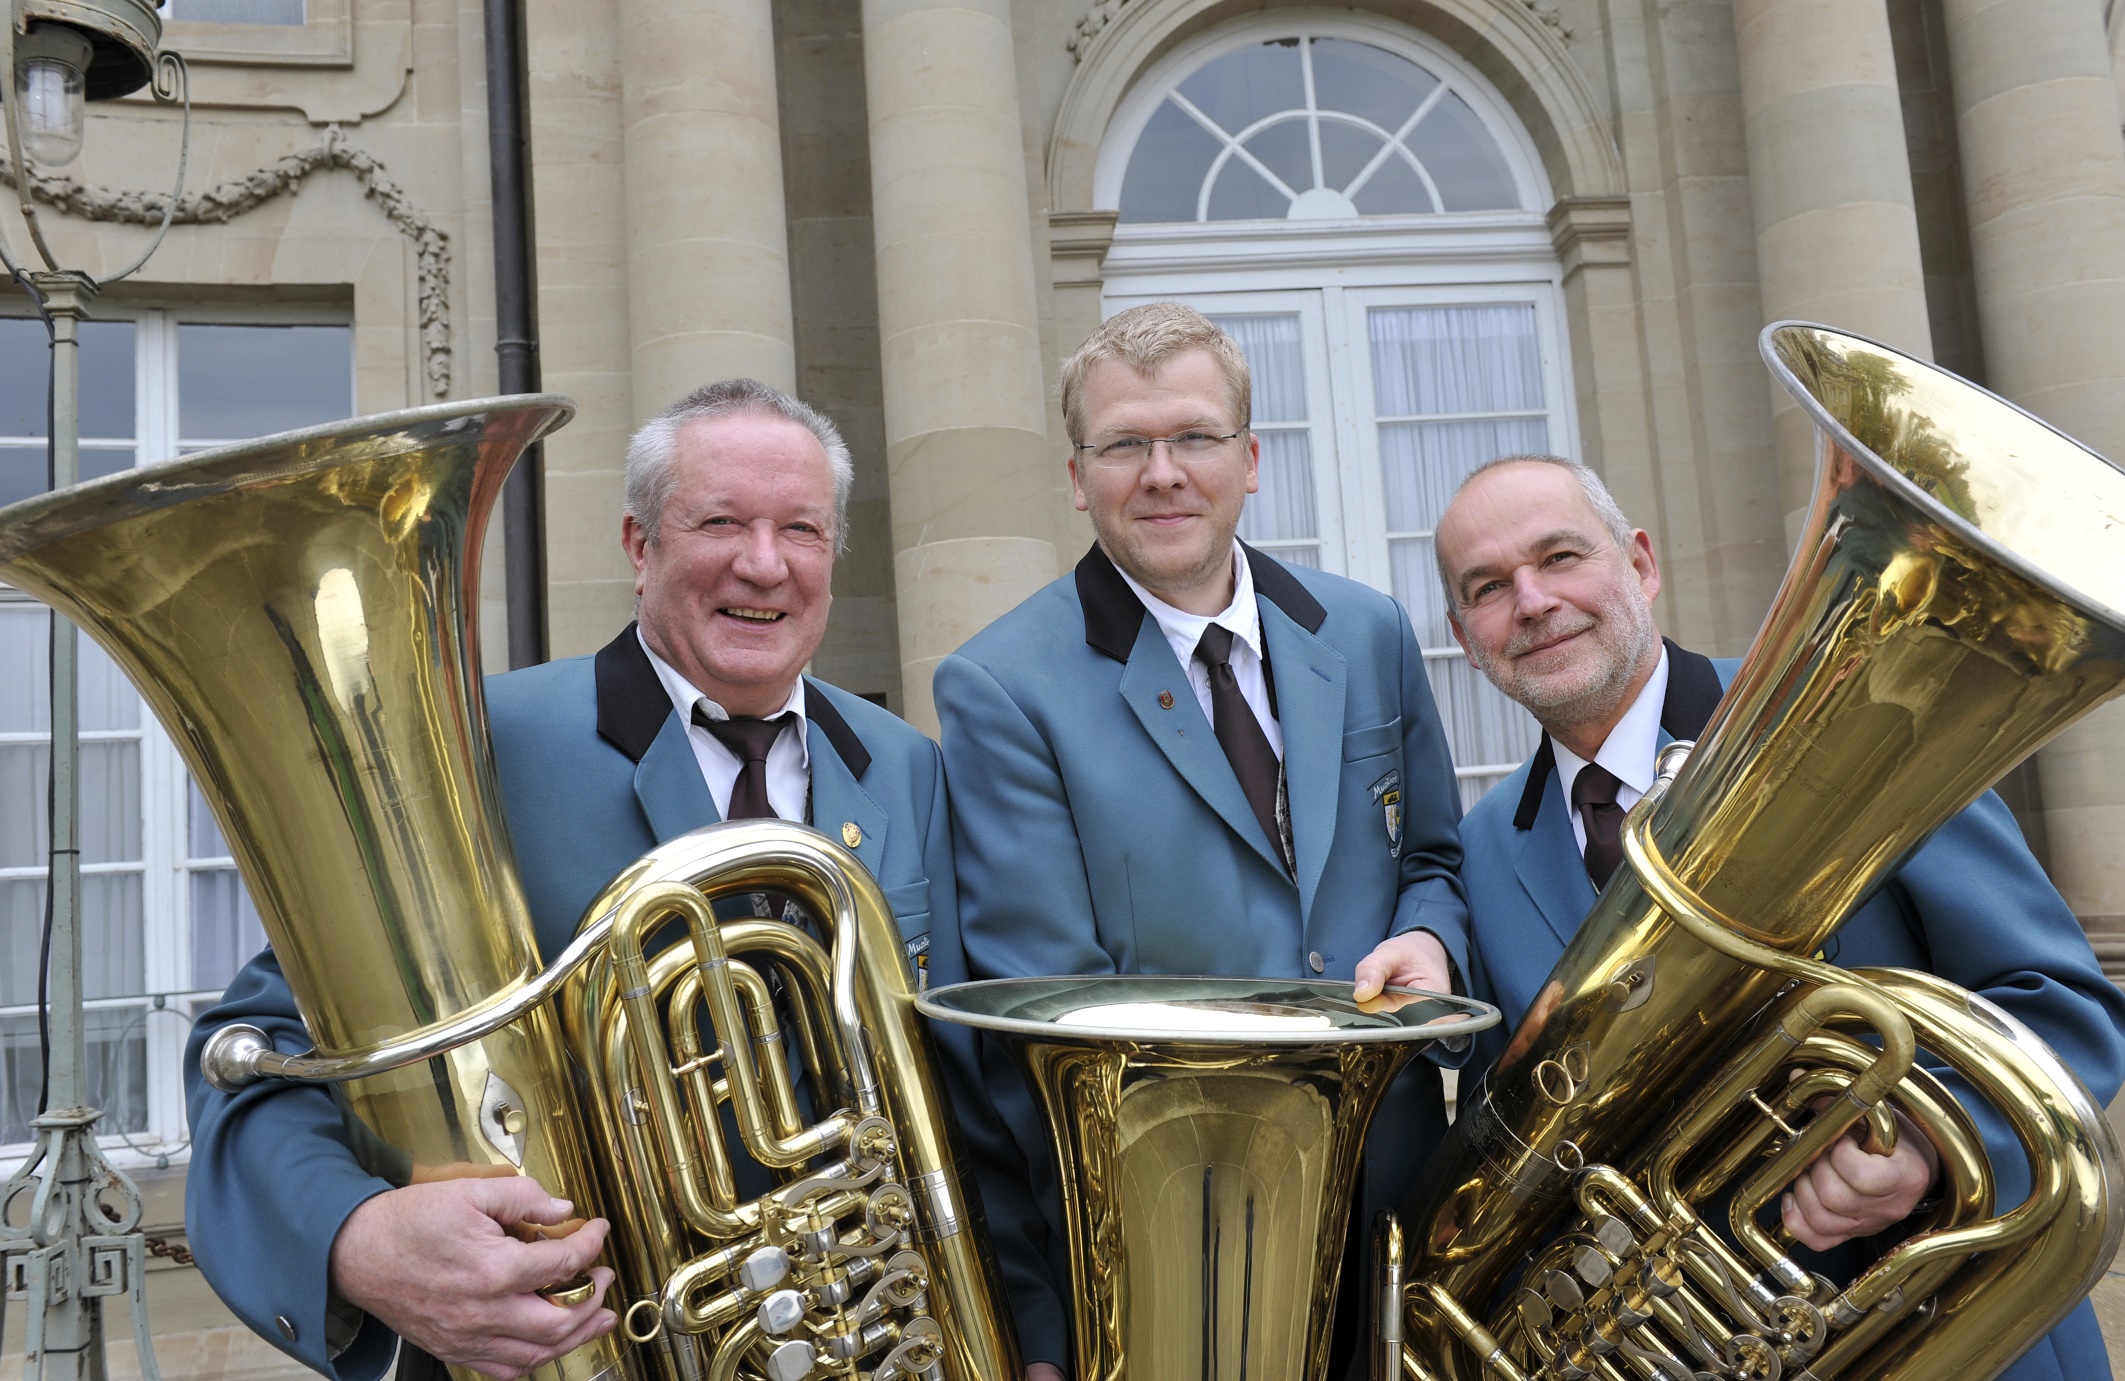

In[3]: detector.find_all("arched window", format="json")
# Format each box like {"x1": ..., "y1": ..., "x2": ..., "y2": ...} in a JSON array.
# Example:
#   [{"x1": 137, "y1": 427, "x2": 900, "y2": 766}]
[
  {"x1": 1118, "y1": 35, "x2": 1523, "y2": 223},
  {"x1": 1097, "y1": 17, "x2": 1561, "y2": 806}
]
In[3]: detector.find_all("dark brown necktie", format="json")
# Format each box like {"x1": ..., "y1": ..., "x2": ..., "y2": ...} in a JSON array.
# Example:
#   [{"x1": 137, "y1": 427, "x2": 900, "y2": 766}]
[
  {"x1": 1572, "y1": 760, "x2": 1626, "y2": 888},
  {"x1": 696, "y1": 709, "x2": 792, "y2": 820},
  {"x1": 1194, "y1": 624, "x2": 1289, "y2": 872}
]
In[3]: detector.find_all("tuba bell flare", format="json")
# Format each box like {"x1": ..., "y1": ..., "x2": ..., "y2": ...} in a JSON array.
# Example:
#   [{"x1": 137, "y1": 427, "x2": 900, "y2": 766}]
[{"x1": 1390, "y1": 324, "x2": 2125, "y2": 1381}]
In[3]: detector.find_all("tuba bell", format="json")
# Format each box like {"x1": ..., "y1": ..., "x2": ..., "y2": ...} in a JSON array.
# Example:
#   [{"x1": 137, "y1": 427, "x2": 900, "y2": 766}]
[
  {"x1": 1389, "y1": 324, "x2": 2125, "y2": 1381},
  {"x1": 0, "y1": 398, "x2": 1016, "y2": 1381}
]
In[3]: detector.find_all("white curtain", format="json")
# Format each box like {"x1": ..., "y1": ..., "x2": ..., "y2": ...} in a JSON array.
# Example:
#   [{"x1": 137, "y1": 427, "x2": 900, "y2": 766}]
[
  {"x1": 1215, "y1": 313, "x2": 1324, "y2": 567},
  {"x1": 1368, "y1": 303, "x2": 1548, "y2": 806}
]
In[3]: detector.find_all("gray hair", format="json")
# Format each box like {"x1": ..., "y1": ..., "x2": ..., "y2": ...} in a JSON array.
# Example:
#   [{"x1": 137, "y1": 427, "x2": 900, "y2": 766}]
[
  {"x1": 624, "y1": 378, "x2": 855, "y2": 549},
  {"x1": 1434, "y1": 454, "x2": 1634, "y2": 605}
]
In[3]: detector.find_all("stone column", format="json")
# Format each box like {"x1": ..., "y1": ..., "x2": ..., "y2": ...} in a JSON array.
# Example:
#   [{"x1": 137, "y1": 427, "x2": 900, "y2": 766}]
[
  {"x1": 863, "y1": 0, "x2": 1057, "y2": 734},
  {"x1": 1732, "y1": 0, "x2": 1933, "y2": 540},
  {"x1": 619, "y1": 0, "x2": 796, "y2": 410},
  {"x1": 1942, "y1": 0, "x2": 2125, "y2": 969}
]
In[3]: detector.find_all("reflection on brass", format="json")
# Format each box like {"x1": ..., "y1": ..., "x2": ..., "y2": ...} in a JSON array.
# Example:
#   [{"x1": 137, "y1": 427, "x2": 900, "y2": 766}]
[
  {"x1": 0, "y1": 398, "x2": 1021, "y2": 1381},
  {"x1": 1392, "y1": 324, "x2": 2125, "y2": 1381},
  {"x1": 921, "y1": 976, "x2": 1496, "y2": 1381}
]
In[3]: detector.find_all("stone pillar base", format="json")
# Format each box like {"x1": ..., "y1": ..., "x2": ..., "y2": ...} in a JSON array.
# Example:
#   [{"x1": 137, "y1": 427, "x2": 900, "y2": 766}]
[{"x1": 894, "y1": 535, "x2": 1057, "y2": 734}]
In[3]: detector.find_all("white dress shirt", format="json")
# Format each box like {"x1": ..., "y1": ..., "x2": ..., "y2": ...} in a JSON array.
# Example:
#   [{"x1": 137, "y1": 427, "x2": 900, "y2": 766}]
[
  {"x1": 639, "y1": 628, "x2": 811, "y2": 822},
  {"x1": 1551, "y1": 645, "x2": 1669, "y2": 854},
  {"x1": 1115, "y1": 540, "x2": 1284, "y2": 758}
]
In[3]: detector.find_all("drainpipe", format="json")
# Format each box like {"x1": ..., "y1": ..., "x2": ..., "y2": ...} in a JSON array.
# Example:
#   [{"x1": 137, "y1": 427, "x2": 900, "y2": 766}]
[{"x1": 486, "y1": 0, "x2": 546, "y2": 667}]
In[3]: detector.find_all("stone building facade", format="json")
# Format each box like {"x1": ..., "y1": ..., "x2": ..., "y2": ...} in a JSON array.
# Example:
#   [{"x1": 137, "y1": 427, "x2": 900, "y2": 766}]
[{"x1": 5, "y1": 0, "x2": 2125, "y2": 1371}]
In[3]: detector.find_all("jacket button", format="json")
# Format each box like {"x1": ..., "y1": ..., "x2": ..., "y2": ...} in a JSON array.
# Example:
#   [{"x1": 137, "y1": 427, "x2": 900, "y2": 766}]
[
  {"x1": 276, "y1": 1315, "x2": 298, "y2": 1343},
  {"x1": 1307, "y1": 951, "x2": 1325, "y2": 974}
]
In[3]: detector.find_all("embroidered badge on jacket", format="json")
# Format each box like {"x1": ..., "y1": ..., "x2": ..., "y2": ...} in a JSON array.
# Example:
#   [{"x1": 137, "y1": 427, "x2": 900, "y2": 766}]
[{"x1": 1372, "y1": 768, "x2": 1404, "y2": 857}]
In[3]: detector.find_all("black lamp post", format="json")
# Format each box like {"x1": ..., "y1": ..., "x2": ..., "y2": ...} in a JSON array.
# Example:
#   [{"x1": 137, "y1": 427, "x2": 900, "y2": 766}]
[{"x1": 0, "y1": 6, "x2": 187, "y2": 1381}]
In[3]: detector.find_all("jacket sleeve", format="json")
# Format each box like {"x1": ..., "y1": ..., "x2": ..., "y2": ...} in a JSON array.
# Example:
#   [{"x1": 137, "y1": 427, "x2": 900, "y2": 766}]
[
  {"x1": 1384, "y1": 600, "x2": 1472, "y2": 986},
  {"x1": 1888, "y1": 791, "x2": 2125, "y2": 1209},
  {"x1": 184, "y1": 951, "x2": 400, "y2": 1381},
  {"x1": 932, "y1": 653, "x2": 1081, "y2": 1368}
]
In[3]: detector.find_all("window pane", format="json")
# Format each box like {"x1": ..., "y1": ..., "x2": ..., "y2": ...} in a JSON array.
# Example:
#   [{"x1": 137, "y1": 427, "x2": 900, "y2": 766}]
[
  {"x1": 1310, "y1": 38, "x2": 1438, "y2": 136},
  {"x1": 1319, "y1": 119, "x2": 1389, "y2": 195},
  {"x1": 81, "y1": 447, "x2": 136, "y2": 482},
  {"x1": 1119, "y1": 101, "x2": 1223, "y2": 224},
  {"x1": 1207, "y1": 155, "x2": 1294, "y2": 222},
  {"x1": 169, "y1": 0, "x2": 304, "y2": 20},
  {"x1": 0, "y1": 444, "x2": 45, "y2": 507},
  {"x1": 0, "y1": 318, "x2": 47, "y2": 437},
  {"x1": 1238, "y1": 118, "x2": 1311, "y2": 200},
  {"x1": 1423, "y1": 654, "x2": 1540, "y2": 798},
  {"x1": 1379, "y1": 419, "x2": 1551, "y2": 540},
  {"x1": 188, "y1": 777, "x2": 232, "y2": 859},
  {"x1": 79, "y1": 635, "x2": 139, "y2": 733},
  {"x1": 2, "y1": 1011, "x2": 41, "y2": 1143},
  {"x1": 191, "y1": 867, "x2": 265, "y2": 992},
  {"x1": 0, "y1": 745, "x2": 49, "y2": 868},
  {"x1": 178, "y1": 324, "x2": 352, "y2": 441},
  {"x1": 82, "y1": 871, "x2": 144, "y2": 999},
  {"x1": 1176, "y1": 40, "x2": 1304, "y2": 136},
  {"x1": 1240, "y1": 432, "x2": 1319, "y2": 544},
  {"x1": 77, "y1": 321, "x2": 136, "y2": 441},
  {"x1": 0, "y1": 606, "x2": 49, "y2": 731},
  {"x1": 1408, "y1": 91, "x2": 1520, "y2": 212},
  {"x1": 1352, "y1": 154, "x2": 1432, "y2": 216},
  {"x1": 1, "y1": 879, "x2": 43, "y2": 1005},
  {"x1": 79, "y1": 742, "x2": 142, "y2": 864},
  {"x1": 1213, "y1": 314, "x2": 1306, "y2": 422},
  {"x1": 1369, "y1": 304, "x2": 1545, "y2": 416},
  {"x1": 84, "y1": 1005, "x2": 149, "y2": 1134}
]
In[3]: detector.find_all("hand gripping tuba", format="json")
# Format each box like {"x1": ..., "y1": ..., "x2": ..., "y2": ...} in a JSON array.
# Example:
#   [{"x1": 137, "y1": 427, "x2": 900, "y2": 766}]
[
  {"x1": 1388, "y1": 324, "x2": 2125, "y2": 1381},
  {"x1": 0, "y1": 399, "x2": 1016, "y2": 1381}
]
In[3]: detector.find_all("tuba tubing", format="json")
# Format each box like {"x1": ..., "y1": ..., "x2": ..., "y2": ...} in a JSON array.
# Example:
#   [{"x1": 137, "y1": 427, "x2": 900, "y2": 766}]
[{"x1": 1392, "y1": 323, "x2": 2125, "y2": 1381}]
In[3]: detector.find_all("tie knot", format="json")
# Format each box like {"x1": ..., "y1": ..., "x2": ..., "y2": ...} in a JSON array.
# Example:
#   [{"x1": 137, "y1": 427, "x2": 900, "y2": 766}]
[
  {"x1": 696, "y1": 708, "x2": 790, "y2": 765},
  {"x1": 1194, "y1": 622, "x2": 1238, "y2": 669},
  {"x1": 1571, "y1": 761, "x2": 1624, "y2": 813}
]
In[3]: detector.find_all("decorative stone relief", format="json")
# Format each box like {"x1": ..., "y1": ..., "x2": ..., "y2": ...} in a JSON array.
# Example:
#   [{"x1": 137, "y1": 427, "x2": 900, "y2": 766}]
[
  {"x1": 1, "y1": 125, "x2": 451, "y2": 397},
  {"x1": 1522, "y1": 0, "x2": 1574, "y2": 40},
  {"x1": 1067, "y1": 0, "x2": 1132, "y2": 61}
]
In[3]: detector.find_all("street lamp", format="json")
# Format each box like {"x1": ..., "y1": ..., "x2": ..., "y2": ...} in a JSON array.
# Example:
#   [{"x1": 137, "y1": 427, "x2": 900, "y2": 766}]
[{"x1": 0, "y1": 5, "x2": 187, "y2": 1381}]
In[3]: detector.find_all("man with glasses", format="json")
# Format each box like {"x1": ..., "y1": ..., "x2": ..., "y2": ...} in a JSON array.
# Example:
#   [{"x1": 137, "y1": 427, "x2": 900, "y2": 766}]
[{"x1": 934, "y1": 302, "x2": 1471, "y2": 1379}]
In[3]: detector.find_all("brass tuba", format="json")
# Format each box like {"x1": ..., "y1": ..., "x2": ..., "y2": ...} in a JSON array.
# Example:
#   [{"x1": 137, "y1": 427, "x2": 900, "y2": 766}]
[
  {"x1": 1389, "y1": 324, "x2": 2125, "y2": 1381},
  {"x1": 0, "y1": 399, "x2": 1016, "y2": 1381}
]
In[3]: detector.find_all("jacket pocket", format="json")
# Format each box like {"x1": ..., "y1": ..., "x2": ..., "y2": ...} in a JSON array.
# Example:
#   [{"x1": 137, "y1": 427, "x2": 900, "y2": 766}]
[{"x1": 1342, "y1": 717, "x2": 1402, "y2": 762}]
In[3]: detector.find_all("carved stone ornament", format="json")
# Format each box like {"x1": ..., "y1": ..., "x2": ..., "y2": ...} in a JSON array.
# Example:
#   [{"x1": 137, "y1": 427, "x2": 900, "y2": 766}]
[
  {"x1": 1522, "y1": 0, "x2": 1574, "y2": 39},
  {"x1": 0, "y1": 125, "x2": 452, "y2": 397},
  {"x1": 1066, "y1": 0, "x2": 1130, "y2": 61}
]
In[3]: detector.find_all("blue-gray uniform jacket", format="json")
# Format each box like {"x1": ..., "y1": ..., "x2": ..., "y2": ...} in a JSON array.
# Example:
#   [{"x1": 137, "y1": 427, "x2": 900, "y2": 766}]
[
  {"x1": 1459, "y1": 641, "x2": 2125, "y2": 1381},
  {"x1": 933, "y1": 542, "x2": 1473, "y2": 1366},
  {"x1": 183, "y1": 625, "x2": 1008, "y2": 1379}
]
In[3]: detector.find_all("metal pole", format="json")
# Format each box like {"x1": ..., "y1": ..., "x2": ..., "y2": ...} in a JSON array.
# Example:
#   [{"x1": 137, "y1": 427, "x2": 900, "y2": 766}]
[{"x1": 486, "y1": 0, "x2": 547, "y2": 668}]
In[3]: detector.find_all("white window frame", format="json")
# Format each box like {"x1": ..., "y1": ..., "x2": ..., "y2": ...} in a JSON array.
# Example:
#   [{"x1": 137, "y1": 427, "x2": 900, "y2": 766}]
[{"x1": 1, "y1": 302, "x2": 351, "y2": 1174}]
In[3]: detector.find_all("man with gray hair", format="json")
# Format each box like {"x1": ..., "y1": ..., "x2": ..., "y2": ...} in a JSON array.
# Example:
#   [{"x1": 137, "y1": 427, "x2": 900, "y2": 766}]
[
  {"x1": 1374, "y1": 453, "x2": 2125, "y2": 1381},
  {"x1": 184, "y1": 379, "x2": 1005, "y2": 1381}
]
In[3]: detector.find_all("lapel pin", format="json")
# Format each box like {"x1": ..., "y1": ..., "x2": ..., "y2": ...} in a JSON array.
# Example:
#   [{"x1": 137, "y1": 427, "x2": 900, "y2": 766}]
[
  {"x1": 1158, "y1": 690, "x2": 1175, "y2": 709},
  {"x1": 842, "y1": 821, "x2": 863, "y2": 849}
]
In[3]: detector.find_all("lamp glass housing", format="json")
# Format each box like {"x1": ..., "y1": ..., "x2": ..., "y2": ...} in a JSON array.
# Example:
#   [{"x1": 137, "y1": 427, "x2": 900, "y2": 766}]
[{"x1": 16, "y1": 51, "x2": 86, "y2": 166}]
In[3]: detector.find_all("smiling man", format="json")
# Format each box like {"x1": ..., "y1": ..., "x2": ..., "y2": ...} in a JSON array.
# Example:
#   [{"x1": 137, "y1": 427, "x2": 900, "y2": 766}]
[
  {"x1": 1381, "y1": 453, "x2": 2125, "y2": 1381},
  {"x1": 934, "y1": 303, "x2": 1470, "y2": 1379},
  {"x1": 184, "y1": 379, "x2": 1016, "y2": 1381}
]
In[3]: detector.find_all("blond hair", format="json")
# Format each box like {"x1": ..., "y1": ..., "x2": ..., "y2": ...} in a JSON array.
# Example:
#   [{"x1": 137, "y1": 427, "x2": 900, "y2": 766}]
[{"x1": 1058, "y1": 302, "x2": 1252, "y2": 443}]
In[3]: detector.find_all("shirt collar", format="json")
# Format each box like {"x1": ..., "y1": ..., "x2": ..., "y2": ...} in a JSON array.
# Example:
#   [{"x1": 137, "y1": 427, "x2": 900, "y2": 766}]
[
  {"x1": 1550, "y1": 645, "x2": 1668, "y2": 806},
  {"x1": 1114, "y1": 540, "x2": 1265, "y2": 663},
  {"x1": 636, "y1": 626, "x2": 810, "y2": 762}
]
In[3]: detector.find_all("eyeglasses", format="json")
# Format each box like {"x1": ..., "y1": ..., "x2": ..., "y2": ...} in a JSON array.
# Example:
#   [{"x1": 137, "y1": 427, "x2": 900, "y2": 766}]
[{"x1": 1073, "y1": 429, "x2": 1246, "y2": 469}]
